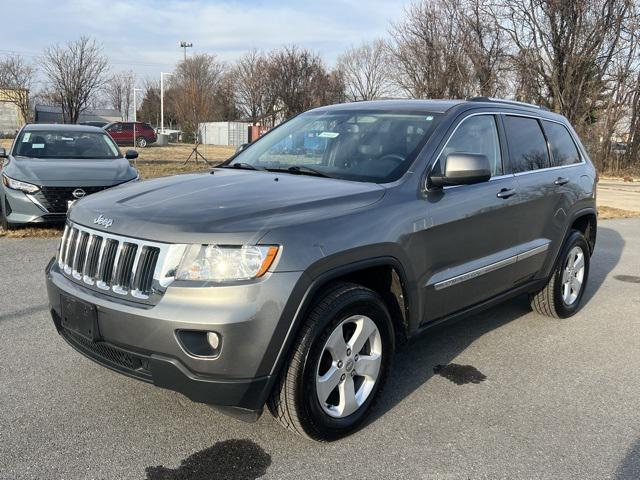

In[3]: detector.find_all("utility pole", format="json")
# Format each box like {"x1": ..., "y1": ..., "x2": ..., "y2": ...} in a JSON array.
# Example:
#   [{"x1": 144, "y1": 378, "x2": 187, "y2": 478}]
[
  {"x1": 132, "y1": 87, "x2": 143, "y2": 154},
  {"x1": 179, "y1": 41, "x2": 193, "y2": 62},
  {"x1": 160, "y1": 72, "x2": 173, "y2": 134}
]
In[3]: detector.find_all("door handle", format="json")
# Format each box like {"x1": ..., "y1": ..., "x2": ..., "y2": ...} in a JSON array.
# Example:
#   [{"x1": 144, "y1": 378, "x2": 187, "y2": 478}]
[
  {"x1": 554, "y1": 177, "x2": 570, "y2": 186},
  {"x1": 496, "y1": 188, "x2": 517, "y2": 199}
]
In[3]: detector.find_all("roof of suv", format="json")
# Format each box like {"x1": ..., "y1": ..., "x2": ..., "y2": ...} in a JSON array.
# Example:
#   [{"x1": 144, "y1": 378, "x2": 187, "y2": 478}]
[
  {"x1": 314, "y1": 99, "x2": 465, "y2": 113},
  {"x1": 313, "y1": 98, "x2": 561, "y2": 118},
  {"x1": 23, "y1": 123, "x2": 105, "y2": 133}
]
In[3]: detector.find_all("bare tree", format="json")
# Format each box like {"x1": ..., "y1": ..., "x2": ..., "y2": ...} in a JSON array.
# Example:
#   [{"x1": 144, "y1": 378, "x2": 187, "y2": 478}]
[
  {"x1": 105, "y1": 70, "x2": 135, "y2": 120},
  {"x1": 268, "y1": 45, "x2": 344, "y2": 118},
  {"x1": 234, "y1": 49, "x2": 276, "y2": 124},
  {"x1": 41, "y1": 36, "x2": 109, "y2": 123},
  {"x1": 337, "y1": 40, "x2": 393, "y2": 101},
  {"x1": 0, "y1": 55, "x2": 35, "y2": 122},
  {"x1": 456, "y1": 0, "x2": 506, "y2": 96},
  {"x1": 170, "y1": 53, "x2": 224, "y2": 137},
  {"x1": 500, "y1": 0, "x2": 631, "y2": 128},
  {"x1": 388, "y1": 0, "x2": 473, "y2": 98}
]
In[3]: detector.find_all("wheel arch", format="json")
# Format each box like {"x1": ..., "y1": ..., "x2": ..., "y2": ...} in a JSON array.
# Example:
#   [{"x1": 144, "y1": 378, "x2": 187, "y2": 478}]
[{"x1": 263, "y1": 254, "x2": 418, "y2": 387}]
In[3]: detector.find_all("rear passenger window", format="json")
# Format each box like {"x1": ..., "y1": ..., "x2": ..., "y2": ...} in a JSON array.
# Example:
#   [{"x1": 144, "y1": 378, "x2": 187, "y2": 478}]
[
  {"x1": 542, "y1": 121, "x2": 581, "y2": 166},
  {"x1": 504, "y1": 116, "x2": 550, "y2": 173},
  {"x1": 441, "y1": 115, "x2": 502, "y2": 176}
]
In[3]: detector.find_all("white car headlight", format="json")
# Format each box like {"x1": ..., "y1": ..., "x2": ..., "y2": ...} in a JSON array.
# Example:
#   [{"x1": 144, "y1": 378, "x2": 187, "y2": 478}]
[
  {"x1": 176, "y1": 245, "x2": 279, "y2": 282},
  {"x1": 2, "y1": 174, "x2": 40, "y2": 194}
]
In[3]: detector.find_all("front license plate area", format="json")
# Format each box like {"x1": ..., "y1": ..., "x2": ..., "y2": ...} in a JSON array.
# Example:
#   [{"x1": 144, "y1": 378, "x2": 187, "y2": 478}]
[{"x1": 60, "y1": 294, "x2": 100, "y2": 341}]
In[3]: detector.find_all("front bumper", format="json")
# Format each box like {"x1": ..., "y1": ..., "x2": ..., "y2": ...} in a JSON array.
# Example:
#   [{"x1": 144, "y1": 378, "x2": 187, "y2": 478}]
[
  {"x1": 45, "y1": 258, "x2": 304, "y2": 417},
  {"x1": 2, "y1": 187, "x2": 66, "y2": 226}
]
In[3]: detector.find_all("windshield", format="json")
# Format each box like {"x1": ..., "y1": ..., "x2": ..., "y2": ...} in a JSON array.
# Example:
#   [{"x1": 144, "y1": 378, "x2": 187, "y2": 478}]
[
  {"x1": 228, "y1": 110, "x2": 442, "y2": 183},
  {"x1": 13, "y1": 130, "x2": 122, "y2": 159}
]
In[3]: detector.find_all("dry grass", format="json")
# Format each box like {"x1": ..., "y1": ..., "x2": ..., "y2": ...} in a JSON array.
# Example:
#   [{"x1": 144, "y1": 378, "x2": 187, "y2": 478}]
[
  {"x1": 597, "y1": 205, "x2": 640, "y2": 220},
  {"x1": 0, "y1": 225, "x2": 63, "y2": 239}
]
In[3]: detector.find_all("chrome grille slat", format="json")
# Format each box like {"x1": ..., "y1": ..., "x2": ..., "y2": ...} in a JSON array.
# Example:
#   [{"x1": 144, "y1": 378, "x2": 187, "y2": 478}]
[
  {"x1": 65, "y1": 228, "x2": 79, "y2": 275},
  {"x1": 58, "y1": 225, "x2": 70, "y2": 266},
  {"x1": 113, "y1": 243, "x2": 137, "y2": 294},
  {"x1": 97, "y1": 239, "x2": 119, "y2": 289},
  {"x1": 73, "y1": 232, "x2": 90, "y2": 279},
  {"x1": 56, "y1": 222, "x2": 182, "y2": 304},
  {"x1": 83, "y1": 235, "x2": 101, "y2": 285}
]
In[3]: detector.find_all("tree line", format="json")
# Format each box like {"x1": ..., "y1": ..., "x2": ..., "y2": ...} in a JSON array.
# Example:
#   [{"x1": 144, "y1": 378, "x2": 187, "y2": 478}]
[{"x1": 1, "y1": 0, "x2": 640, "y2": 173}]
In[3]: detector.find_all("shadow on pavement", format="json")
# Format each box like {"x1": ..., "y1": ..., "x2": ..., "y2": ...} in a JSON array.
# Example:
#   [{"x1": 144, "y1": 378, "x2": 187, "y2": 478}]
[
  {"x1": 581, "y1": 226, "x2": 625, "y2": 304},
  {"x1": 145, "y1": 439, "x2": 271, "y2": 480},
  {"x1": 615, "y1": 438, "x2": 640, "y2": 479},
  {"x1": 370, "y1": 224, "x2": 625, "y2": 423}
]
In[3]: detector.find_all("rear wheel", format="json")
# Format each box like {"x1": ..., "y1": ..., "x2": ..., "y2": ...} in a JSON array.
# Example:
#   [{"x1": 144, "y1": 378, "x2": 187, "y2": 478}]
[
  {"x1": 530, "y1": 230, "x2": 590, "y2": 318},
  {"x1": 136, "y1": 136, "x2": 148, "y2": 148},
  {"x1": 268, "y1": 282, "x2": 394, "y2": 441}
]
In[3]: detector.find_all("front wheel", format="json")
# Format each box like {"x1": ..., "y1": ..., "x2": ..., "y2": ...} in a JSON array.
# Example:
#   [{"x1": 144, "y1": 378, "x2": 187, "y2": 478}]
[
  {"x1": 530, "y1": 230, "x2": 591, "y2": 318},
  {"x1": 268, "y1": 282, "x2": 394, "y2": 441},
  {"x1": 136, "y1": 136, "x2": 148, "y2": 148}
]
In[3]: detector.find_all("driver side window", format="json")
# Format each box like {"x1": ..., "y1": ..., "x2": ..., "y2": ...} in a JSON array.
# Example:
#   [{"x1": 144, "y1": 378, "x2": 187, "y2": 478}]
[{"x1": 440, "y1": 115, "x2": 503, "y2": 176}]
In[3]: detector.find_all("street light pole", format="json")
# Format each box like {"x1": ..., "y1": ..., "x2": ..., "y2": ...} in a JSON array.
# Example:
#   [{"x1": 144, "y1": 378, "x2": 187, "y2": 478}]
[
  {"x1": 160, "y1": 72, "x2": 173, "y2": 135},
  {"x1": 179, "y1": 41, "x2": 193, "y2": 61}
]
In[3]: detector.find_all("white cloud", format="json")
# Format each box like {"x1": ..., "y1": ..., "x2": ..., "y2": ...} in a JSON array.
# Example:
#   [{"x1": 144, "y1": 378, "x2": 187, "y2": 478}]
[{"x1": 2, "y1": 0, "x2": 406, "y2": 79}]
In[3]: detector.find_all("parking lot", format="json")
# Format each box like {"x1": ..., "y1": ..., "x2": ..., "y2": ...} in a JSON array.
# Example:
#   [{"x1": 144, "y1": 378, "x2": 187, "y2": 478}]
[{"x1": 1, "y1": 218, "x2": 639, "y2": 480}]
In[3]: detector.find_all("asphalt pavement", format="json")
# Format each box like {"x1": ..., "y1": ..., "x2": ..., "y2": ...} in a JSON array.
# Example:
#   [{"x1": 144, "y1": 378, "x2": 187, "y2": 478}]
[{"x1": 1, "y1": 219, "x2": 639, "y2": 479}]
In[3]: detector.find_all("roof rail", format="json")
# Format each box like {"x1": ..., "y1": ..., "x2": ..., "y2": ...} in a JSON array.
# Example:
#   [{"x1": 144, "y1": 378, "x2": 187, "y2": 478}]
[{"x1": 467, "y1": 96, "x2": 550, "y2": 111}]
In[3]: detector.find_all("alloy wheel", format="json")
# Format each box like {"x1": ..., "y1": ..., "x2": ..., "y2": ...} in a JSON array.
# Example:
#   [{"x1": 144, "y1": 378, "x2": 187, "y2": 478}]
[
  {"x1": 561, "y1": 245, "x2": 585, "y2": 305},
  {"x1": 315, "y1": 315, "x2": 382, "y2": 418}
]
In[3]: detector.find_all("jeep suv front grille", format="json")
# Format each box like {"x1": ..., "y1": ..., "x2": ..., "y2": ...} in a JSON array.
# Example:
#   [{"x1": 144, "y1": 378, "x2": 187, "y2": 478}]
[{"x1": 57, "y1": 222, "x2": 183, "y2": 304}]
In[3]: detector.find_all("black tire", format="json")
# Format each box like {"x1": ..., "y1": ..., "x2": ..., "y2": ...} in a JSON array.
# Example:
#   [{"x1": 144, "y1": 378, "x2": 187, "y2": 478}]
[
  {"x1": 268, "y1": 282, "x2": 395, "y2": 441},
  {"x1": 530, "y1": 230, "x2": 591, "y2": 318},
  {"x1": 136, "y1": 136, "x2": 148, "y2": 148}
]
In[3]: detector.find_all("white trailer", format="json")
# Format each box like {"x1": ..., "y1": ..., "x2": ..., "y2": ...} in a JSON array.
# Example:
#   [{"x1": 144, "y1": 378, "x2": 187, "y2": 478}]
[{"x1": 199, "y1": 121, "x2": 250, "y2": 147}]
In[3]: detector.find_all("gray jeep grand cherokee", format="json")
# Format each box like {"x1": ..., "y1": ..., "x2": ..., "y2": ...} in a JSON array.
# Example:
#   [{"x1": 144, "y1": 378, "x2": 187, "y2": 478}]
[{"x1": 46, "y1": 98, "x2": 597, "y2": 441}]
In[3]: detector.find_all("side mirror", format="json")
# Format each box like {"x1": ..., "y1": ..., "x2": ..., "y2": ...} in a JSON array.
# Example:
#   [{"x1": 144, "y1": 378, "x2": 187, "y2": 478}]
[
  {"x1": 125, "y1": 150, "x2": 138, "y2": 160},
  {"x1": 429, "y1": 153, "x2": 491, "y2": 188},
  {"x1": 0, "y1": 148, "x2": 6, "y2": 158},
  {"x1": 236, "y1": 143, "x2": 249, "y2": 153}
]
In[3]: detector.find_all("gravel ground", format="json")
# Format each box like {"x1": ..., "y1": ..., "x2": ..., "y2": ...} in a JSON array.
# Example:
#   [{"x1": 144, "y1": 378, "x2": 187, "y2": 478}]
[{"x1": 1, "y1": 219, "x2": 639, "y2": 480}]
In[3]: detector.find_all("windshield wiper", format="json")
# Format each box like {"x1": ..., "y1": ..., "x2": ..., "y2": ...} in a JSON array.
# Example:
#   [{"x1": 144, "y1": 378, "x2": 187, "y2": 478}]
[
  {"x1": 225, "y1": 162, "x2": 267, "y2": 171},
  {"x1": 271, "y1": 165, "x2": 334, "y2": 178}
]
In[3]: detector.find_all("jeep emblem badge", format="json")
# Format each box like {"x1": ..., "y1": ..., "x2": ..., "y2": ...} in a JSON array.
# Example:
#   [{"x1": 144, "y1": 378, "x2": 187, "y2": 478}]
[{"x1": 93, "y1": 214, "x2": 113, "y2": 228}]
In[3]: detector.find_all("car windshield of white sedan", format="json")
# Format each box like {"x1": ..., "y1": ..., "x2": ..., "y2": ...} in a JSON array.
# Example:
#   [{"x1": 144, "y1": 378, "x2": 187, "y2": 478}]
[
  {"x1": 229, "y1": 111, "x2": 442, "y2": 183},
  {"x1": 13, "y1": 130, "x2": 121, "y2": 159}
]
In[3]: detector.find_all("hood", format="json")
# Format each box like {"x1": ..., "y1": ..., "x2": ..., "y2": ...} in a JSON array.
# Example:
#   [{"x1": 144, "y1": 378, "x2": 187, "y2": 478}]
[
  {"x1": 69, "y1": 168, "x2": 386, "y2": 244},
  {"x1": 5, "y1": 155, "x2": 136, "y2": 184}
]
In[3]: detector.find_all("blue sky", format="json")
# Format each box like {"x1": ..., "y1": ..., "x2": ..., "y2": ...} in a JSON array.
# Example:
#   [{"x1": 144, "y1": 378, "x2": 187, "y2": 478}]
[{"x1": 0, "y1": 0, "x2": 407, "y2": 81}]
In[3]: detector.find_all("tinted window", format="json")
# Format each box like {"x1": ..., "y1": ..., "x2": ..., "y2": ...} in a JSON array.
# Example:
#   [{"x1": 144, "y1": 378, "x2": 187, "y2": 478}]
[
  {"x1": 13, "y1": 130, "x2": 121, "y2": 159},
  {"x1": 122, "y1": 123, "x2": 133, "y2": 131},
  {"x1": 542, "y1": 121, "x2": 581, "y2": 166},
  {"x1": 441, "y1": 115, "x2": 502, "y2": 176},
  {"x1": 230, "y1": 111, "x2": 441, "y2": 183},
  {"x1": 504, "y1": 116, "x2": 550, "y2": 173}
]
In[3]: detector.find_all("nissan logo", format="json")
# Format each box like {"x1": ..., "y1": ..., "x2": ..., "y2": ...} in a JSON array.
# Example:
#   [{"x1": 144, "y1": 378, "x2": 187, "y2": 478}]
[{"x1": 72, "y1": 188, "x2": 86, "y2": 199}]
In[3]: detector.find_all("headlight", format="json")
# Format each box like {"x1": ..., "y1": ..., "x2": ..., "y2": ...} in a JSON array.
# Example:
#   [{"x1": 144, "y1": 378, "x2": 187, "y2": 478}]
[
  {"x1": 176, "y1": 245, "x2": 279, "y2": 282},
  {"x1": 2, "y1": 174, "x2": 40, "y2": 194}
]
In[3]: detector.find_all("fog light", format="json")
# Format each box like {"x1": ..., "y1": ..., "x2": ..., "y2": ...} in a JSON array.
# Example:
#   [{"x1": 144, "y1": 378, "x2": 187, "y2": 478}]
[
  {"x1": 207, "y1": 331, "x2": 220, "y2": 350},
  {"x1": 176, "y1": 330, "x2": 222, "y2": 357}
]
